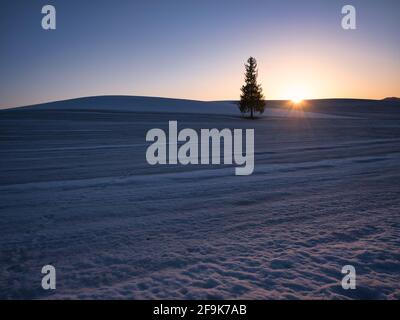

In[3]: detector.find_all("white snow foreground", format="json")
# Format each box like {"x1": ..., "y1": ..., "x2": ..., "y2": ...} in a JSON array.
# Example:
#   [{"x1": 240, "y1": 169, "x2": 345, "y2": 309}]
[{"x1": 0, "y1": 99, "x2": 399, "y2": 300}]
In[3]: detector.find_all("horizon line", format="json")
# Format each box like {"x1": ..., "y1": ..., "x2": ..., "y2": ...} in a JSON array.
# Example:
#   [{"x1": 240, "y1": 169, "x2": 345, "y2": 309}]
[{"x1": 2, "y1": 94, "x2": 400, "y2": 110}]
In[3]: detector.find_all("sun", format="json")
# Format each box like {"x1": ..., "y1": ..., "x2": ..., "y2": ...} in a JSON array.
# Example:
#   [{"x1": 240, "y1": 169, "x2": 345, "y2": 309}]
[
  {"x1": 291, "y1": 97, "x2": 303, "y2": 104},
  {"x1": 286, "y1": 86, "x2": 309, "y2": 106}
]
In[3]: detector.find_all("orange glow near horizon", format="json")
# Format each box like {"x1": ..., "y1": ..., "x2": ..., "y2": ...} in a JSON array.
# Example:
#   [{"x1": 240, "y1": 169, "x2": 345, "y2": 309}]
[
  {"x1": 258, "y1": 39, "x2": 400, "y2": 101},
  {"x1": 1, "y1": 35, "x2": 399, "y2": 108}
]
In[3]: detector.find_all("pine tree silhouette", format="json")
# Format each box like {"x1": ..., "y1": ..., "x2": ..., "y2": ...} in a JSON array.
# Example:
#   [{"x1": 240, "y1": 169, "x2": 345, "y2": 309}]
[{"x1": 239, "y1": 57, "x2": 265, "y2": 119}]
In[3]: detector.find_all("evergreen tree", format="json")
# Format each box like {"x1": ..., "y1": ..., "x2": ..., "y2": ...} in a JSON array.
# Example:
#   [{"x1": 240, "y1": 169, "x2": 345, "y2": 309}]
[{"x1": 239, "y1": 57, "x2": 265, "y2": 119}]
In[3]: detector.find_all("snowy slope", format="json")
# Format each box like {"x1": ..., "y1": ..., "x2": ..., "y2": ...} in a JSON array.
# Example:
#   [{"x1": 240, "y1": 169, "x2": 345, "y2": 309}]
[{"x1": 12, "y1": 96, "x2": 345, "y2": 119}]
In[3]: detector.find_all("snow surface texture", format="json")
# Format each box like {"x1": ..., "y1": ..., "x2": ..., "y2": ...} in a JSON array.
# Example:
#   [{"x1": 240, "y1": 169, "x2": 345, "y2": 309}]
[{"x1": 0, "y1": 97, "x2": 399, "y2": 299}]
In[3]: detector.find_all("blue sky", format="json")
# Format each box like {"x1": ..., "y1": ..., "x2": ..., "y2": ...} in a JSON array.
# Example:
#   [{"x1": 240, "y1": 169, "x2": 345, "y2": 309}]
[{"x1": 0, "y1": 0, "x2": 399, "y2": 108}]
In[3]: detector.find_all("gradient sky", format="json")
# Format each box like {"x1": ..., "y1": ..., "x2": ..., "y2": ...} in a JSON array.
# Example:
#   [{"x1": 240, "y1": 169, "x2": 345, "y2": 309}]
[{"x1": 0, "y1": 0, "x2": 399, "y2": 108}]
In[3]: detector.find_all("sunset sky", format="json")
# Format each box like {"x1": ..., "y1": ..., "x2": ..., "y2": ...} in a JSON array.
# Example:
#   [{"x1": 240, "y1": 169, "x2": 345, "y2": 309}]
[{"x1": 0, "y1": 0, "x2": 399, "y2": 108}]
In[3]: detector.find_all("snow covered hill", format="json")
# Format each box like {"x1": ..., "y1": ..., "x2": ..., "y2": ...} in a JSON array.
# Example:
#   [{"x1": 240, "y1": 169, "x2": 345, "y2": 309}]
[{"x1": 10, "y1": 96, "x2": 346, "y2": 119}]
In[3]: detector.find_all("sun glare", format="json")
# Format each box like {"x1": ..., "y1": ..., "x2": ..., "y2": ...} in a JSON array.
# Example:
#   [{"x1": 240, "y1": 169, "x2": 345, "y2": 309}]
[
  {"x1": 286, "y1": 86, "x2": 309, "y2": 106},
  {"x1": 291, "y1": 97, "x2": 303, "y2": 104}
]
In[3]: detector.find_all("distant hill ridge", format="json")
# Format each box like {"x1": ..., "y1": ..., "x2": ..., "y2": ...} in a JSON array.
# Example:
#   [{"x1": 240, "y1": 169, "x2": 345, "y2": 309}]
[
  {"x1": 2, "y1": 95, "x2": 352, "y2": 119},
  {"x1": 5, "y1": 95, "x2": 400, "y2": 111},
  {"x1": 2, "y1": 96, "x2": 399, "y2": 120},
  {"x1": 383, "y1": 97, "x2": 400, "y2": 102}
]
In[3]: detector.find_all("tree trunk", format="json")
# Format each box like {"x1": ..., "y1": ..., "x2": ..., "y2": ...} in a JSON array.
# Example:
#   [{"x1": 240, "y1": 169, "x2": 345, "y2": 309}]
[{"x1": 250, "y1": 107, "x2": 254, "y2": 119}]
